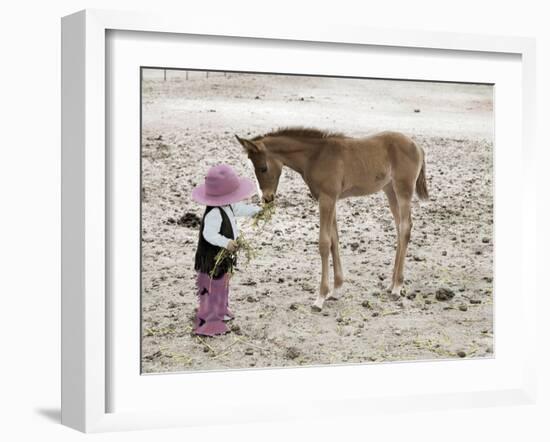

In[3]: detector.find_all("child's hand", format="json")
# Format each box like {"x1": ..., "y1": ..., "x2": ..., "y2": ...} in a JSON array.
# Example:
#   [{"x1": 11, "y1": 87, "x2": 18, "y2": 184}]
[{"x1": 226, "y1": 240, "x2": 239, "y2": 253}]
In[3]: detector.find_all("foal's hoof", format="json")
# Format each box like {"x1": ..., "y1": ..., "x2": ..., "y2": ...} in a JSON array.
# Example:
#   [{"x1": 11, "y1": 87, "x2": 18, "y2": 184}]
[
  {"x1": 327, "y1": 288, "x2": 342, "y2": 301},
  {"x1": 312, "y1": 297, "x2": 325, "y2": 312},
  {"x1": 390, "y1": 292, "x2": 401, "y2": 301},
  {"x1": 390, "y1": 288, "x2": 405, "y2": 301}
]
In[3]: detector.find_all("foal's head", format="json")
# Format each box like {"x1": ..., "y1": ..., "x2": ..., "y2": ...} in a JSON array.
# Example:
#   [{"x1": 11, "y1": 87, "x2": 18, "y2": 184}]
[{"x1": 235, "y1": 135, "x2": 282, "y2": 203}]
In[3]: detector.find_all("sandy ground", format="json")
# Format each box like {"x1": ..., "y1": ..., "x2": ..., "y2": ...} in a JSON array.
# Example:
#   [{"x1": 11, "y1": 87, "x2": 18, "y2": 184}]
[{"x1": 140, "y1": 70, "x2": 494, "y2": 373}]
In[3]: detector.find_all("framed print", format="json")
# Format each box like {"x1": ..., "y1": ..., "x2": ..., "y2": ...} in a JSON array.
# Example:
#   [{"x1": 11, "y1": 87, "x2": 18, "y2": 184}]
[
  {"x1": 139, "y1": 68, "x2": 494, "y2": 374},
  {"x1": 61, "y1": 9, "x2": 538, "y2": 432}
]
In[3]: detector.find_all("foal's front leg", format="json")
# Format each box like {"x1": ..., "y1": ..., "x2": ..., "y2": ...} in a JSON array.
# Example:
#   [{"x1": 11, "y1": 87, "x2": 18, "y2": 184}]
[{"x1": 312, "y1": 194, "x2": 336, "y2": 311}]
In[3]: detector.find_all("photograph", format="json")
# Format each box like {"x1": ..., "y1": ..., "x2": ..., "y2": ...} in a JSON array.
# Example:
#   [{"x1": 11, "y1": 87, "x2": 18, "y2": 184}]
[{"x1": 140, "y1": 68, "x2": 494, "y2": 373}]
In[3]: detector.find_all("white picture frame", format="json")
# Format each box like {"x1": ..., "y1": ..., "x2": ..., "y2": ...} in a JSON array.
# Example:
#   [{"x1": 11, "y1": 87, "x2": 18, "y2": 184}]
[{"x1": 61, "y1": 9, "x2": 537, "y2": 433}]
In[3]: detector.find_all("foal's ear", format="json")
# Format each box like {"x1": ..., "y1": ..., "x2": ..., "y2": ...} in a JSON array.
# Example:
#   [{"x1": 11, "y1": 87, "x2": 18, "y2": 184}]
[{"x1": 235, "y1": 135, "x2": 263, "y2": 153}]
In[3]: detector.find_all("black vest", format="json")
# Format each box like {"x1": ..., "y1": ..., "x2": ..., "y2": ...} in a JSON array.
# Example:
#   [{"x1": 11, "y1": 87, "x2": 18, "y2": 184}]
[{"x1": 194, "y1": 206, "x2": 236, "y2": 279}]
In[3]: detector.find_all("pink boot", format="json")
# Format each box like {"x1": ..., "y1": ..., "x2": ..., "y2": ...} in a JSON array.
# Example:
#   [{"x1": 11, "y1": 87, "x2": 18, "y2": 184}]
[
  {"x1": 194, "y1": 273, "x2": 229, "y2": 337},
  {"x1": 221, "y1": 275, "x2": 234, "y2": 321},
  {"x1": 194, "y1": 287, "x2": 211, "y2": 329}
]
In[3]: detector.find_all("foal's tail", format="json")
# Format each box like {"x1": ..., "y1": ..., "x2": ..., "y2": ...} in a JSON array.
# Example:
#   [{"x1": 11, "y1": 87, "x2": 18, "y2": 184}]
[{"x1": 415, "y1": 150, "x2": 429, "y2": 201}]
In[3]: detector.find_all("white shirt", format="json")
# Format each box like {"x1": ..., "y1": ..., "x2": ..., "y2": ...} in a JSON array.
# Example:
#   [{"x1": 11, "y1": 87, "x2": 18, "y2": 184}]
[{"x1": 202, "y1": 202, "x2": 261, "y2": 248}]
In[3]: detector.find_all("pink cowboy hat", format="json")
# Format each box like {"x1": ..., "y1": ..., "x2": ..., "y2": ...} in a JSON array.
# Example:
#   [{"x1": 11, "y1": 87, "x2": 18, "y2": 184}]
[{"x1": 192, "y1": 164, "x2": 256, "y2": 206}]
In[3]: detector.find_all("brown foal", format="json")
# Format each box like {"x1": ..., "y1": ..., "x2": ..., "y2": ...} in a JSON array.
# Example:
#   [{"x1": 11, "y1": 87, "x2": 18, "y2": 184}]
[{"x1": 236, "y1": 128, "x2": 429, "y2": 311}]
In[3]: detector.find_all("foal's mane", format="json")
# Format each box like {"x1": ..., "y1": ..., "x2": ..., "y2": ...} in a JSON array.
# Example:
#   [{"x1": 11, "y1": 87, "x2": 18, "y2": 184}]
[{"x1": 252, "y1": 127, "x2": 345, "y2": 141}]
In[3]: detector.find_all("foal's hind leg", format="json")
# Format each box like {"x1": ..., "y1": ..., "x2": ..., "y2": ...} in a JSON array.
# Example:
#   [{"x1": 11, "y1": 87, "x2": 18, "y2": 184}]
[
  {"x1": 390, "y1": 182, "x2": 414, "y2": 300},
  {"x1": 383, "y1": 184, "x2": 401, "y2": 293},
  {"x1": 328, "y1": 212, "x2": 344, "y2": 300}
]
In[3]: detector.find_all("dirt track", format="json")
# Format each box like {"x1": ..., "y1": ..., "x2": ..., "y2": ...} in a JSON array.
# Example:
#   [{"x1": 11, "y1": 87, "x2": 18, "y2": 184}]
[{"x1": 140, "y1": 70, "x2": 494, "y2": 373}]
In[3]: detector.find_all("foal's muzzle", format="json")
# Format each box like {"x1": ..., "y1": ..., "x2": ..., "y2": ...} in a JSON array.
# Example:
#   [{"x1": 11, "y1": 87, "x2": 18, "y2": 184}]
[{"x1": 262, "y1": 193, "x2": 275, "y2": 204}]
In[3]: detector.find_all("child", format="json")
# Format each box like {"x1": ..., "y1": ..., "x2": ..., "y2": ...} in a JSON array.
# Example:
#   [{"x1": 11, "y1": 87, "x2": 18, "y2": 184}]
[{"x1": 191, "y1": 164, "x2": 261, "y2": 336}]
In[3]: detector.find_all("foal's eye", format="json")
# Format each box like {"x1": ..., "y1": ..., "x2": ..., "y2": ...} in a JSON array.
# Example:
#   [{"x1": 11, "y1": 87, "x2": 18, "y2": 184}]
[{"x1": 259, "y1": 166, "x2": 268, "y2": 173}]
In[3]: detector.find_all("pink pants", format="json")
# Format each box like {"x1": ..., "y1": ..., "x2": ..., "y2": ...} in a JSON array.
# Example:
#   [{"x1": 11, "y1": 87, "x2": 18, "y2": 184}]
[{"x1": 194, "y1": 272, "x2": 233, "y2": 336}]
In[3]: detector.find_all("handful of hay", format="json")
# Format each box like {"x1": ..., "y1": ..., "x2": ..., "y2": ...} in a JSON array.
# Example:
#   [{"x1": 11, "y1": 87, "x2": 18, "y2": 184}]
[
  {"x1": 209, "y1": 234, "x2": 257, "y2": 279},
  {"x1": 208, "y1": 202, "x2": 276, "y2": 279},
  {"x1": 252, "y1": 201, "x2": 276, "y2": 229}
]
